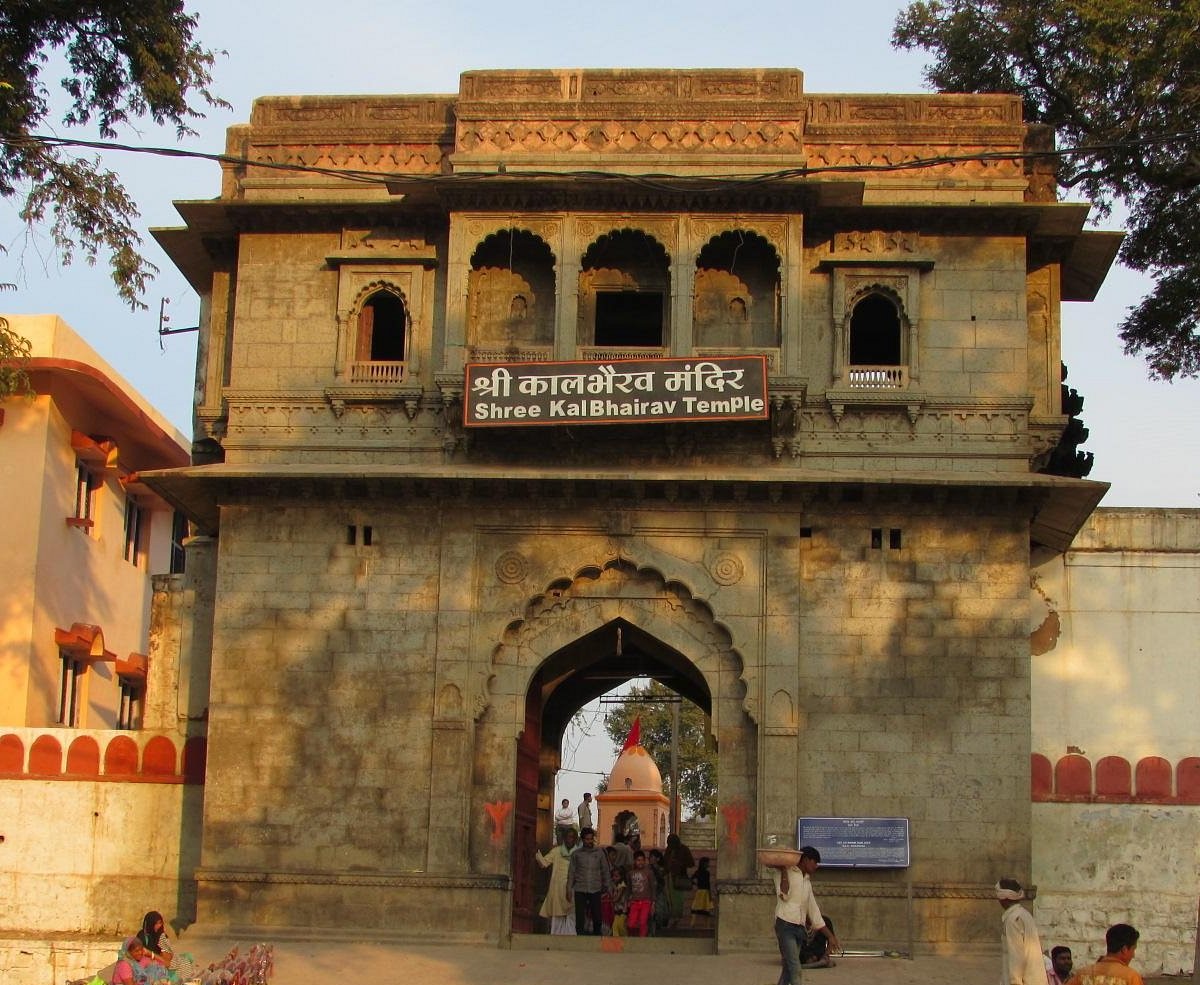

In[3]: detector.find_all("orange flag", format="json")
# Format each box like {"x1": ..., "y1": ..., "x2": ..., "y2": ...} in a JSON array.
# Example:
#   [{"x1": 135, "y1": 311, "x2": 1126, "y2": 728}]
[{"x1": 621, "y1": 716, "x2": 641, "y2": 753}]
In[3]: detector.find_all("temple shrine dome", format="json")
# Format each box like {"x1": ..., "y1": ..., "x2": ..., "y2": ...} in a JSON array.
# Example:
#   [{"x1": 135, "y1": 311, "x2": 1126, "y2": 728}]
[{"x1": 608, "y1": 744, "x2": 663, "y2": 793}]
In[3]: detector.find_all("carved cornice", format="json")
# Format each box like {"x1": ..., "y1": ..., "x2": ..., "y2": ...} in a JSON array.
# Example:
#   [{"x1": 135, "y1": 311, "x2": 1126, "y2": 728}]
[
  {"x1": 804, "y1": 94, "x2": 1023, "y2": 130},
  {"x1": 195, "y1": 868, "x2": 509, "y2": 890},
  {"x1": 248, "y1": 95, "x2": 456, "y2": 143},
  {"x1": 457, "y1": 69, "x2": 805, "y2": 115}
]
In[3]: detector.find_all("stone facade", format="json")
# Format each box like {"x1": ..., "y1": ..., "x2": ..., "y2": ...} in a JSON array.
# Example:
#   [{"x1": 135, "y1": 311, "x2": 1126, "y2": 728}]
[{"x1": 140, "y1": 69, "x2": 1121, "y2": 951}]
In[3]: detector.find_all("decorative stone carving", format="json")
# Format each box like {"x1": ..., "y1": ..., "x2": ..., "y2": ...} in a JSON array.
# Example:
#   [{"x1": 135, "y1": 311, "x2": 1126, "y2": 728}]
[
  {"x1": 708, "y1": 552, "x2": 744, "y2": 586},
  {"x1": 494, "y1": 551, "x2": 529, "y2": 585}
]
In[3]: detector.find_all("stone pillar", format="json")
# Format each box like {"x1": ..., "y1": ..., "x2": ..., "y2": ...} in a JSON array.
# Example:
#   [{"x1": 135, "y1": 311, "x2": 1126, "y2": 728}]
[
  {"x1": 443, "y1": 215, "x2": 472, "y2": 372},
  {"x1": 556, "y1": 220, "x2": 581, "y2": 359},
  {"x1": 175, "y1": 534, "x2": 217, "y2": 724},
  {"x1": 672, "y1": 215, "x2": 694, "y2": 355},
  {"x1": 782, "y1": 215, "x2": 804, "y2": 376}
]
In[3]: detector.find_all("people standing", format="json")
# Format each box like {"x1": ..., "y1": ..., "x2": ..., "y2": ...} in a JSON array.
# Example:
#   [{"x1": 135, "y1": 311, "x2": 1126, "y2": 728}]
[
  {"x1": 769, "y1": 845, "x2": 841, "y2": 985},
  {"x1": 553, "y1": 798, "x2": 575, "y2": 844},
  {"x1": 690, "y1": 856, "x2": 713, "y2": 924},
  {"x1": 567, "y1": 827, "x2": 613, "y2": 936},
  {"x1": 577, "y1": 791, "x2": 594, "y2": 832},
  {"x1": 625, "y1": 849, "x2": 658, "y2": 938},
  {"x1": 1065, "y1": 924, "x2": 1145, "y2": 985},
  {"x1": 663, "y1": 832, "x2": 695, "y2": 924},
  {"x1": 534, "y1": 827, "x2": 578, "y2": 934},
  {"x1": 996, "y1": 878, "x2": 1047, "y2": 985}
]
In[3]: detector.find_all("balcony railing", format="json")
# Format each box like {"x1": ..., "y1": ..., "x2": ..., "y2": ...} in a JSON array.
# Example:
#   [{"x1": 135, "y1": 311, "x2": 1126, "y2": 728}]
[
  {"x1": 847, "y1": 365, "x2": 908, "y2": 389},
  {"x1": 348, "y1": 360, "x2": 406, "y2": 384}
]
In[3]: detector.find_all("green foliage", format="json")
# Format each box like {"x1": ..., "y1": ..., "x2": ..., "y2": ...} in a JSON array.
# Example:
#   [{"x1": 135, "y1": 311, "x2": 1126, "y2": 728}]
[
  {"x1": 0, "y1": 0, "x2": 226, "y2": 309},
  {"x1": 599, "y1": 681, "x2": 716, "y2": 818},
  {"x1": 893, "y1": 0, "x2": 1200, "y2": 379},
  {"x1": 0, "y1": 313, "x2": 32, "y2": 398}
]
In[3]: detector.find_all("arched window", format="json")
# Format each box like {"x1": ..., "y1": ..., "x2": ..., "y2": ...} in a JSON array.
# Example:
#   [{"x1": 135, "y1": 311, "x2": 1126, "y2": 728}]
[
  {"x1": 357, "y1": 290, "x2": 407, "y2": 363},
  {"x1": 468, "y1": 230, "x2": 556, "y2": 353},
  {"x1": 580, "y1": 229, "x2": 671, "y2": 350},
  {"x1": 849, "y1": 294, "x2": 902, "y2": 366},
  {"x1": 694, "y1": 230, "x2": 781, "y2": 348}
]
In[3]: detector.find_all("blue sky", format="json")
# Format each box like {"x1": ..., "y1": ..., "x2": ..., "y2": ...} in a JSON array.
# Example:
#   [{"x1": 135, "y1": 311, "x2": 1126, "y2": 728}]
[{"x1": 4, "y1": 0, "x2": 1196, "y2": 507}]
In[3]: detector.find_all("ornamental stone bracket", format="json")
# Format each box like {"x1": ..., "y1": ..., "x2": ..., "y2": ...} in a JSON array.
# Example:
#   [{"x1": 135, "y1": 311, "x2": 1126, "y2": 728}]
[
  {"x1": 323, "y1": 384, "x2": 424, "y2": 422},
  {"x1": 768, "y1": 378, "x2": 807, "y2": 460},
  {"x1": 194, "y1": 404, "x2": 228, "y2": 443},
  {"x1": 825, "y1": 387, "x2": 926, "y2": 427},
  {"x1": 434, "y1": 374, "x2": 467, "y2": 455}
]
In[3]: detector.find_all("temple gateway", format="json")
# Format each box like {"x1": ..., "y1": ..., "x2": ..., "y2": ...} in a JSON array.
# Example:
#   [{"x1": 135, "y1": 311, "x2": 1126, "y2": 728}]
[{"x1": 143, "y1": 68, "x2": 1119, "y2": 950}]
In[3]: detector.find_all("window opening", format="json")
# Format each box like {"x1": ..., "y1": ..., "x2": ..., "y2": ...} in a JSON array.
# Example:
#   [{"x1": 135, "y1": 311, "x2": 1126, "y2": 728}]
[
  {"x1": 347, "y1": 525, "x2": 358, "y2": 546},
  {"x1": 694, "y1": 231, "x2": 781, "y2": 348},
  {"x1": 889, "y1": 528, "x2": 903, "y2": 550},
  {"x1": 870, "y1": 528, "x2": 883, "y2": 550},
  {"x1": 58, "y1": 654, "x2": 85, "y2": 726},
  {"x1": 594, "y1": 291, "x2": 664, "y2": 347},
  {"x1": 73, "y1": 463, "x2": 96, "y2": 525},
  {"x1": 362, "y1": 525, "x2": 373, "y2": 546},
  {"x1": 123, "y1": 498, "x2": 145, "y2": 565},
  {"x1": 118, "y1": 676, "x2": 144, "y2": 730},
  {"x1": 357, "y1": 291, "x2": 407, "y2": 362},
  {"x1": 849, "y1": 294, "x2": 902, "y2": 365},
  {"x1": 169, "y1": 511, "x2": 188, "y2": 574}
]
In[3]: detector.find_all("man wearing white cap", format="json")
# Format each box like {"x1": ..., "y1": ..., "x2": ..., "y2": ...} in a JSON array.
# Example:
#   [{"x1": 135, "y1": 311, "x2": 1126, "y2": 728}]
[{"x1": 996, "y1": 877, "x2": 1046, "y2": 985}]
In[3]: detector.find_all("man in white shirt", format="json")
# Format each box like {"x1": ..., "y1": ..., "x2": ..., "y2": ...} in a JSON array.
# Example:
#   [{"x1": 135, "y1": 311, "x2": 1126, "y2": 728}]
[
  {"x1": 769, "y1": 846, "x2": 841, "y2": 985},
  {"x1": 554, "y1": 798, "x2": 575, "y2": 844},
  {"x1": 997, "y1": 878, "x2": 1047, "y2": 985}
]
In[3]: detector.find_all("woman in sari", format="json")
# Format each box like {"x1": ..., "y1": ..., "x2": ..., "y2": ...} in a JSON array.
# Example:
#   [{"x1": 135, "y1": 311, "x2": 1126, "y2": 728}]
[{"x1": 110, "y1": 937, "x2": 173, "y2": 984}]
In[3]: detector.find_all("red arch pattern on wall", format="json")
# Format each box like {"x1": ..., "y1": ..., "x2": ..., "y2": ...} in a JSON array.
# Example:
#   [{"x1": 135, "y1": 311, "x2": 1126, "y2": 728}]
[
  {"x1": 1033, "y1": 753, "x2": 1200, "y2": 804},
  {"x1": 0, "y1": 732, "x2": 205, "y2": 784}
]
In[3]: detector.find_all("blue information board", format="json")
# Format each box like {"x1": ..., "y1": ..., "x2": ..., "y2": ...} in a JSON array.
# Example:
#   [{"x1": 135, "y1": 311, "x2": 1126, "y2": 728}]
[{"x1": 797, "y1": 816, "x2": 910, "y2": 868}]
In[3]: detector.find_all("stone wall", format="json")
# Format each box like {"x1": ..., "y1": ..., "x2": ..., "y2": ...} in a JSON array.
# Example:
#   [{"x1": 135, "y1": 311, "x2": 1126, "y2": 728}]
[
  {"x1": 0, "y1": 730, "x2": 204, "y2": 938},
  {"x1": 1030, "y1": 508, "x2": 1200, "y2": 974}
]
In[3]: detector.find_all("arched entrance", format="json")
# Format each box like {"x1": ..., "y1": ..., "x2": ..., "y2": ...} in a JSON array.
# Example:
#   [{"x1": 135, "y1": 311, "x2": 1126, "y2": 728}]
[{"x1": 484, "y1": 559, "x2": 758, "y2": 934}]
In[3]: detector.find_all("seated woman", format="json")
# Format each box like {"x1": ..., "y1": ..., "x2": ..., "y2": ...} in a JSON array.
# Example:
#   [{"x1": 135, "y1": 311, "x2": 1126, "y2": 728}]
[
  {"x1": 110, "y1": 937, "x2": 172, "y2": 984},
  {"x1": 136, "y1": 912, "x2": 173, "y2": 971}
]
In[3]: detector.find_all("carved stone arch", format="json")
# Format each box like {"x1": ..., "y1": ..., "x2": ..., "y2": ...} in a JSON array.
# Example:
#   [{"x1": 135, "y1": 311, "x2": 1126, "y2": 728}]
[
  {"x1": 844, "y1": 281, "x2": 908, "y2": 327},
  {"x1": 578, "y1": 229, "x2": 673, "y2": 348},
  {"x1": 468, "y1": 228, "x2": 557, "y2": 351},
  {"x1": 348, "y1": 281, "x2": 412, "y2": 363},
  {"x1": 580, "y1": 227, "x2": 673, "y2": 270},
  {"x1": 479, "y1": 556, "x2": 753, "y2": 738},
  {"x1": 842, "y1": 281, "x2": 912, "y2": 374},
  {"x1": 469, "y1": 226, "x2": 559, "y2": 273},
  {"x1": 694, "y1": 229, "x2": 783, "y2": 348},
  {"x1": 694, "y1": 227, "x2": 782, "y2": 273},
  {"x1": 349, "y1": 279, "x2": 411, "y2": 317}
]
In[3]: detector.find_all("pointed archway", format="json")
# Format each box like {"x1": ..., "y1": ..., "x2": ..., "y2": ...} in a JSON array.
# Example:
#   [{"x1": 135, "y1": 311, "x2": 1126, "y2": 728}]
[{"x1": 470, "y1": 558, "x2": 758, "y2": 934}]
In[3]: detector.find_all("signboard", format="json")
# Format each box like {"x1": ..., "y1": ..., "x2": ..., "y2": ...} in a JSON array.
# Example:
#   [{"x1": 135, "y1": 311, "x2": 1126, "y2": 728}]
[
  {"x1": 464, "y1": 355, "x2": 769, "y2": 427},
  {"x1": 797, "y1": 816, "x2": 910, "y2": 868}
]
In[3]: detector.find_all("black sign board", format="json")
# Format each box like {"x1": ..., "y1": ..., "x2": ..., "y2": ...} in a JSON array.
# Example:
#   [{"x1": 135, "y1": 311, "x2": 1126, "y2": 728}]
[
  {"x1": 464, "y1": 355, "x2": 769, "y2": 427},
  {"x1": 797, "y1": 816, "x2": 910, "y2": 868}
]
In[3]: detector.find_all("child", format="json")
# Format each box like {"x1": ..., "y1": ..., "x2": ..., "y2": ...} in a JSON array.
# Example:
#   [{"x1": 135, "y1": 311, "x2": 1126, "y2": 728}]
[
  {"x1": 611, "y1": 865, "x2": 629, "y2": 937},
  {"x1": 625, "y1": 850, "x2": 658, "y2": 937}
]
